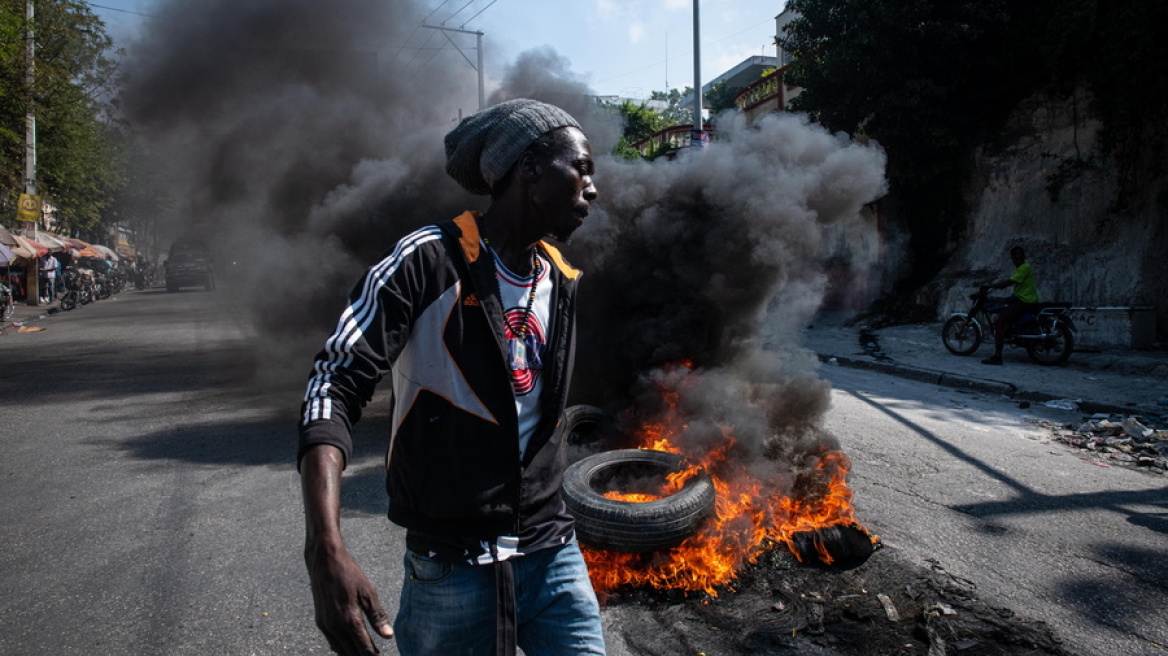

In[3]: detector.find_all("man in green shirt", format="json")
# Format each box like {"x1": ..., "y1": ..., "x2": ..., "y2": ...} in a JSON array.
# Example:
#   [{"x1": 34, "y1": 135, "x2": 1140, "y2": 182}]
[{"x1": 982, "y1": 246, "x2": 1040, "y2": 365}]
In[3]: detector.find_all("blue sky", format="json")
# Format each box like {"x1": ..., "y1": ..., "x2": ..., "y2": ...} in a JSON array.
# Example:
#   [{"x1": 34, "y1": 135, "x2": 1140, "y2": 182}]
[{"x1": 88, "y1": 0, "x2": 788, "y2": 99}]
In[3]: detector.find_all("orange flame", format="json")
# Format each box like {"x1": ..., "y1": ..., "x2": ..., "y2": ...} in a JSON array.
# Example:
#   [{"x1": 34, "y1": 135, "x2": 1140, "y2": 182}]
[{"x1": 582, "y1": 366, "x2": 874, "y2": 598}]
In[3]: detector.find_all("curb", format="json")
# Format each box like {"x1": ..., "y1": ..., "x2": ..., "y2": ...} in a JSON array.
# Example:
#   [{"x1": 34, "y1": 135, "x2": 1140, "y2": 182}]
[
  {"x1": 817, "y1": 353, "x2": 1163, "y2": 418},
  {"x1": 818, "y1": 353, "x2": 1017, "y2": 397}
]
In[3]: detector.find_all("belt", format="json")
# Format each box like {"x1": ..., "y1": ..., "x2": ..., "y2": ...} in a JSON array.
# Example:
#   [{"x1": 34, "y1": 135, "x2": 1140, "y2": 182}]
[{"x1": 494, "y1": 557, "x2": 517, "y2": 656}]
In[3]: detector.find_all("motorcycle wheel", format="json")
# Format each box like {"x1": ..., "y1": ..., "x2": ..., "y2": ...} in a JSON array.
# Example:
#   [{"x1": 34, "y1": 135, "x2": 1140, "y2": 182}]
[
  {"x1": 1026, "y1": 319, "x2": 1074, "y2": 365},
  {"x1": 60, "y1": 293, "x2": 77, "y2": 311},
  {"x1": 942, "y1": 315, "x2": 983, "y2": 355},
  {"x1": 79, "y1": 290, "x2": 91, "y2": 305},
  {"x1": 1, "y1": 301, "x2": 12, "y2": 320}
]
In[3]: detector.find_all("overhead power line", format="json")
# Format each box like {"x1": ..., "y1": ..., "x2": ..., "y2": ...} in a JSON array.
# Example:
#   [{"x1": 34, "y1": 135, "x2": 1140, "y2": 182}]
[
  {"x1": 594, "y1": 17, "x2": 776, "y2": 87},
  {"x1": 460, "y1": 0, "x2": 498, "y2": 29},
  {"x1": 442, "y1": 0, "x2": 478, "y2": 26},
  {"x1": 88, "y1": 2, "x2": 158, "y2": 19}
]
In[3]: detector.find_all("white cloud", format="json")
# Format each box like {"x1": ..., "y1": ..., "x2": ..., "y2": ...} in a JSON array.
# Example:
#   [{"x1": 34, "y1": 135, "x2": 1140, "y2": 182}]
[
  {"x1": 596, "y1": 0, "x2": 621, "y2": 20},
  {"x1": 628, "y1": 20, "x2": 646, "y2": 44}
]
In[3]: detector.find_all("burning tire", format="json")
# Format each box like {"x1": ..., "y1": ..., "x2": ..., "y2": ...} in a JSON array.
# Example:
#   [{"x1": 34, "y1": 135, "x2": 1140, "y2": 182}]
[
  {"x1": 555, "y1": 404, "x2": 614, "y2": 469},
  {"x1": 562, "y1": 449, "x2": 715, "y2": 553}
]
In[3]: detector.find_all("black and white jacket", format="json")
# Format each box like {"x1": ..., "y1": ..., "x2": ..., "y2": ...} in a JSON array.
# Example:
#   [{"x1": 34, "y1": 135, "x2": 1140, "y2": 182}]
[{"x1": 298, "y1": 211, "x2": 580, "y2": 558}]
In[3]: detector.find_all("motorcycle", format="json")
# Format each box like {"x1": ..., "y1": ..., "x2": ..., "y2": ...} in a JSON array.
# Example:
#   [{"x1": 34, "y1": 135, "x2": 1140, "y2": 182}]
[
  {"x1": 60, "y1": 267, "x2": 94, "y2": 311},
  {"x1": 108, "y1": 266, "x2": 126, "y2": 294},
  {"x1": 941, "y1": 286, "x2": 1076, "y2": 365},
  {"x1": 134, "y1": 264, "x2": 154, "y2": 291},
  {"x1": 60, "y1": 268, "x2": 80, "y2": 310},
  {"x1": 95, "y1": 270, "x2": 112, "y2": 300}
]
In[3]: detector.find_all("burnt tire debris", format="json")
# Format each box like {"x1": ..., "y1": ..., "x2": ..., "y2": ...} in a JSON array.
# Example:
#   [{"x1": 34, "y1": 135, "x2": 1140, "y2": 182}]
[
  {"x1": 555, "y1": 404, "x2": 615, "y2": 469},
  {"x1": 602, "y1": 547, "x2": 1071, "y2": 656}
]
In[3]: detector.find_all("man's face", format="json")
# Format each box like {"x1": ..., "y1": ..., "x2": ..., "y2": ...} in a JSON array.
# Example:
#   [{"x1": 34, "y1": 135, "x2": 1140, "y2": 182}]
[
  {"x1": 1010, "y1": 249, "x2": 1025, "y2": 267},
  {"x1": 530, "y1": 127, "x2": 598, "y2": 243}
]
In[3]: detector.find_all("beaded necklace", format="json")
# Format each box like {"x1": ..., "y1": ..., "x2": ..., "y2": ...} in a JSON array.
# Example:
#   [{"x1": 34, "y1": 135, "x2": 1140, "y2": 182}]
[{"x1": 478, "y1": 229, "x2": 541, "y2": 338}]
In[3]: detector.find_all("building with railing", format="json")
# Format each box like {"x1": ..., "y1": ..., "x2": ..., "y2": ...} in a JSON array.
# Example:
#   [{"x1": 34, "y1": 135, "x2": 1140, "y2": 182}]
[
  {"x1": 734, "y1": 7, "x2": 804, "y2": 126},
  {"x1": 632, "y1": 123, "x2": 714, "y2": 159}
]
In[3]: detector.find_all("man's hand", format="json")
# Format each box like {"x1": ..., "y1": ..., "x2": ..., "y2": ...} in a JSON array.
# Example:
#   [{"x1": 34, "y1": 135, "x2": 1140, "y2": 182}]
[
  {"x1": 300, "y1": 445, "x2": 393, "y2": 655},
  {"x1": 306, "y1": 537, "x2": 394, "y2": 655}
]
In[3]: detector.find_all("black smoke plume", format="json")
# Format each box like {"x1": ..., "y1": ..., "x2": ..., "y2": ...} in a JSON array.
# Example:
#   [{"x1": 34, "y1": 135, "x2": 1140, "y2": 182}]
[
  {"x1": 570, "y1": 112, "x2": 885, "y2": 466},
  {"x1": 119, "y1": 1, "x2": 886, "y2": 481}
]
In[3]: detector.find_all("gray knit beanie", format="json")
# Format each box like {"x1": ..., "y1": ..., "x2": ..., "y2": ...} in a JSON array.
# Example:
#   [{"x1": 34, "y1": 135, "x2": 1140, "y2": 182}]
[{"x1": 444, "y1": 98, "x2": 582, "y2": 195}]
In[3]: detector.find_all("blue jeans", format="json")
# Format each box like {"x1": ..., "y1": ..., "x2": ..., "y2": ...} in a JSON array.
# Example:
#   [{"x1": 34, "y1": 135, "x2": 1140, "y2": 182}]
[{"x1": 394, "y1": 539, "x2": 605, "y2": 655}]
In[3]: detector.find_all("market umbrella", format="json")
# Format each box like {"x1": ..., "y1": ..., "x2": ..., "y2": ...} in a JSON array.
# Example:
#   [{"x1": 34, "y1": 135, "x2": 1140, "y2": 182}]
[
  {"x1": 0, "y1": 224, "x2": 19, "y2": 247},
  {"x1": 30, "y1": 232, "x2": 69, "y2": 253},
  {"x1": 12, "y1": 234, "x2": 48, "y2": 259},
  {"x1": 1, "y1": 241, "x2": 15, "y2": 264},
  {"x1": 92, "y1": 244, "x2": 120, "y2": 261}
]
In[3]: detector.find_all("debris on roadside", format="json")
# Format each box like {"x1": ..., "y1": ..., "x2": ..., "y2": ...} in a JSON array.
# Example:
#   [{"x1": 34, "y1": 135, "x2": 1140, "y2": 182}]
[
  {"x1": 858, "y1": 328, "x2": 892, "y2": 362},
  {"x1": 1032, "y1": 413, "x2": 1168, "y2": 473},
  {"x1": 602, "y1": 548, "x2": 1070, "y2": 655},
  {"x1": 877, "y1": 592, "x2": 901, "y2": 622}
]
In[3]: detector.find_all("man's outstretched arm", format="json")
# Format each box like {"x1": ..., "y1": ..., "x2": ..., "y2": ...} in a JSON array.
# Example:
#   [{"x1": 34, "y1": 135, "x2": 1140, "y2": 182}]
[{"x1": 300, "y1": 444, "x2": 394, "y2": 655}]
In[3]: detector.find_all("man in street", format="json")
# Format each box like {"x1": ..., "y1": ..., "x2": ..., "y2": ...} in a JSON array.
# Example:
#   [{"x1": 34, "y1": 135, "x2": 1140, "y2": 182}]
[
  {"x1": 298, "y1": 98, "x2": 605, "y2": 656},
  {"x1": 982, "y1": 245, "x2": 1039, "y2": 365}
]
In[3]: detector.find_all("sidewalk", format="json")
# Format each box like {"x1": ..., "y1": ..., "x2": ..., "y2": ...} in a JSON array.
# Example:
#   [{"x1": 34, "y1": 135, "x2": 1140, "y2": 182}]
[
  {"x1": 804, "y1": 313, "x2": 1168, "y2": 417},
  {"x1": 1, "y1": 300, "x2": 73, "y2": 336}
]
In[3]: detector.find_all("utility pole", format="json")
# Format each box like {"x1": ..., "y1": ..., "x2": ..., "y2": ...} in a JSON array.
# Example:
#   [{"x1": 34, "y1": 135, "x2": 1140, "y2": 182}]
[
  {"x1": 24, "y1": 0, "x2": 36, "y2": 199},
  {"x1": 422, "y1": 24, "x2": 485, "y2": 110},
  {"x1": 25, "y1": 0, "x2": 41, "y2": 305},
  {"x1": 691, "y1": 0, "x2": 704, "y2": 149}
]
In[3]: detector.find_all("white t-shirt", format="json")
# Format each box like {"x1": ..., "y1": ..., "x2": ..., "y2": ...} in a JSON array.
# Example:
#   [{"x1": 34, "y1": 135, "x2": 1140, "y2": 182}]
[{"x1": 487, "y1": 246, "x2": 552, "y2": 459}]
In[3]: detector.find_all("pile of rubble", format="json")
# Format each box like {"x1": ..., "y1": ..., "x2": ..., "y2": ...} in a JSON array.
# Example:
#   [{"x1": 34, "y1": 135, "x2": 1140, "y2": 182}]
[
  {"x1": 602, "y1": 547, "x2": 1069, "y2": 655},
  {"x1": 1038, "y1": 414, "x2": 1168, "y2": 472}
]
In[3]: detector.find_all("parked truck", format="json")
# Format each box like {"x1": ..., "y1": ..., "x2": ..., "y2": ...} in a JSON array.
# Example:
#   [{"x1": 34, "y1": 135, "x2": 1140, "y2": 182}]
[{"x1": 164, "y1": 241, "x2": 215, "y2": 292}]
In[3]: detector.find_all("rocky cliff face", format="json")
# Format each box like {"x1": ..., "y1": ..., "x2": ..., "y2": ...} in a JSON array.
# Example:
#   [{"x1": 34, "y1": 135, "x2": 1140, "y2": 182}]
[{"x1": 920, "y1": 87, "x2": 1167, "y2": 339}]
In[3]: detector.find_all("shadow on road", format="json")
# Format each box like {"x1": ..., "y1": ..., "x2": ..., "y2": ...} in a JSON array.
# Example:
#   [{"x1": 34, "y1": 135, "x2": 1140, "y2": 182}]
[
  {"x1": 105, "y1": 398, "x2": 393, "y2": 517},
  {"x1": 836, "y1": 381, "x2": 1168, "y2": 649}
]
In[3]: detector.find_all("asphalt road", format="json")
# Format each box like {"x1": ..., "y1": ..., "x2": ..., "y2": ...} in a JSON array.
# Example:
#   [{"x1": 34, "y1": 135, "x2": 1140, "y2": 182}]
[
  {"x1": 1, "y1": 288, "x2": 1164, "y2": 655},
  {"x1": 822, "y1": 365, "x2": 1168, "y2": 656},
  {"x1": 0, "y1": 287, "x2": 384, "y2": 655}
]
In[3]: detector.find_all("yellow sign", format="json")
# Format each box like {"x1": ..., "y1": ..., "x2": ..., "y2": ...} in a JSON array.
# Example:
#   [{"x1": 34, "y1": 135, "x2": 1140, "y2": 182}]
[{"x1": 16, "y1": 193, "x2": 42, "y2": 223}]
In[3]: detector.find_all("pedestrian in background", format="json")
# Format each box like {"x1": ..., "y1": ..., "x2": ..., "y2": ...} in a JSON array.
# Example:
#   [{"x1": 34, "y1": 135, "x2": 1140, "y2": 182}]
[
  {"x1": 39, "y1": 255, "x2": 56, "y2": 303},
  {"x1": 298, "y1": 99, "x2": 604, "y2": 656}
]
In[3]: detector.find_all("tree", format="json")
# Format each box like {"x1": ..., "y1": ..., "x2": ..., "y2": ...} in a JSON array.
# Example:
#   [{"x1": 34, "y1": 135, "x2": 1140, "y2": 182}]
[
  {"x1": 612, "y1": 99, "x2": 670, "y2": 160},
  {"x1": 651, "y1": 87, "x2": 696, "y2": 125},
  {"x1": 703, "y1": 79, "x2": 739, "y2": 118},
  {"x1": 779, "y1": 0, "x2": 1051, "y2": 287},
  {"x1": 780, "y1": 0, "x2": 1168, "y2": 289},
  {"x1": 0, "y1": 0, "x2": 125, "y2": 233}
]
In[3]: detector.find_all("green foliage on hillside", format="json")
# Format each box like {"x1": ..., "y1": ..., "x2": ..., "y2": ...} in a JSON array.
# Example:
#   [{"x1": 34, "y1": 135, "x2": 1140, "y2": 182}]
[
  {"x1": 780, "y1": 0, "x2": 1168, "y2": 284},
  {"x1": 612, "y1": 100, "x2": 671, "y2": 159},
  {"x1": 1067, "y1": 1, "x2": 1168, "y2": 195}
]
